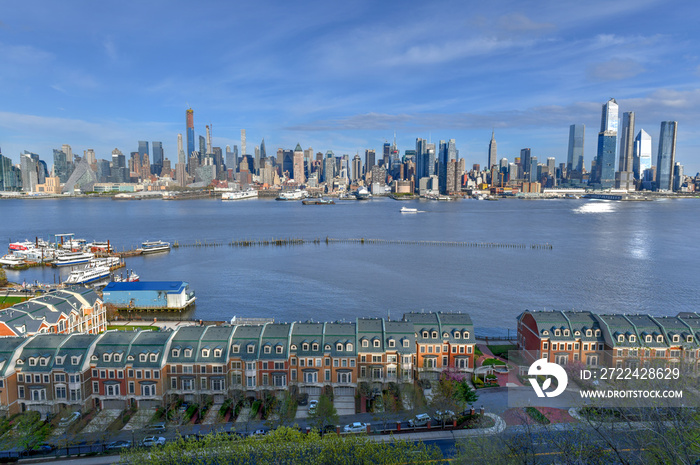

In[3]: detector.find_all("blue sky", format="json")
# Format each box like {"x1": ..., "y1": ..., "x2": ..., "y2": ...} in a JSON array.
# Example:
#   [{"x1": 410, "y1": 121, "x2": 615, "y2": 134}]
[{"x1": 1, "y1": 0, "x2": 700, "y2": 174}]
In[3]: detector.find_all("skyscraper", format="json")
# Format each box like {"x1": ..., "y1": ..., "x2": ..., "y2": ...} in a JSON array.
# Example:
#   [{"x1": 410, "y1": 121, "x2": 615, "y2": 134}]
[
  {"x1": 53, "y1": 149, "x2": 70, "y2": 183},
  {"x1": 186, "y1": 108, "x2": 195, "y2": 157},
  {"x1": 633, "y1": 129, "x2": 652, "y2": 182},
  {"x1": 415, "y1": 138, "x2": 427, "y2": 190},
  {"x1": 293, "y1": 143, "x2": 305, "y2": 183},
  {"x1": 241, "y1": 129, "x2": 247, "y2": 157},
  {"x1": 520, "y1": 148, "x2": 531, "y2": 179},
  {"x1": 257, "y1": 138, "x2": 266, "y2": 175},
  {"x1": 593, "y1": 98, "x2": 618, "y2": 188},
  {"x1": 566, "y1": 124, "x2": 584, "y2": 174},
  {"x1": 352, "y1": 154, "x2": 362, "y2": 182},
  {"x1": 152, "y1": 141, "x2": 163, "y2": 176},
  {"x1": 656, "y1": 121, "x2": 677, "y2": 191},
  {"x1": 20, "y1": 154, "x2": 39, "y2": 192},
  {"x1": 488, "y1": 131, "x2": 497, "y2": 169},
  {"x1": 616, "y1": 112, "x2": 635, "y2": 190},
  {"x1": 138, "y1": 141, "x2": 149, "y2": 164},
  {"x1": 438, "y1": 140, "x2": 448, "y2": 194},
  {"x1": 177, "y1": 134, "x2": 186, "y2": 165},
  {"x1": 365, "y1": 149, "x2": 375, "y2": 176}
]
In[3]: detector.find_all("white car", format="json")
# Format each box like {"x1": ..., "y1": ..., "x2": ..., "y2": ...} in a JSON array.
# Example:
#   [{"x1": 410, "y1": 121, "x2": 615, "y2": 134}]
[
  {"x1": 308, "y1": 400, "x2": 318, "y2": 415},
  {"x1": 141, "y1": 436, "x2": 166, "y2": 447},
  {"x1": 343, "y1": 422, "x2": 367, "y2": 433},
  {"x1": 58, "y1": 411, "x2": 81, "y2": 427}
]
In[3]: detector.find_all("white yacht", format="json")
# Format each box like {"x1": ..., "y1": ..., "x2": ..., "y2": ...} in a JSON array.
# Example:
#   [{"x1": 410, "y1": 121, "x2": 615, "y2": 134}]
[
  {"x1": 52, "y1": 251, "x2": 94, "y2": 267},
  {"x1": 0, "y1": 254, "x2": 25, "y2": 267},
  {"x1": 400, "y1": 207, "x2": 418, "y2": 213},
  {"x1": 64, "y1": 264, "x2": 111, "y2": 284},
  {"x1": 276, "y1": 189, "x2": 309, "y2": 201},
  {"x1": 222, "y1": 189, "x2": 258, "y2": 200},
  {"x1": 89, "y1": 256, "x2": 121, "y2": 268},
  {"x1": 138, "y1": 240, "x2": 171, "y2": 254}
]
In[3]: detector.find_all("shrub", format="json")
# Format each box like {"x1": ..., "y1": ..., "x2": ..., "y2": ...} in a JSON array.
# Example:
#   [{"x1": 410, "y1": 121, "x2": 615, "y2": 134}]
[{"x1": 525, "y1": 407, "x2": 550, "y2": 425}]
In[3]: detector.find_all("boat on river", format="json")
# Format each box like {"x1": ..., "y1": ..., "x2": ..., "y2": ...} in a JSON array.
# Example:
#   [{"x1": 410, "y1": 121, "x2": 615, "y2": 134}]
[
  {"x1": 222, "y1": 189, "x2": 258, "y2": 200},
  {"x1": 138, "y1": 241, "x2": 171, "y2": 254},
  {"x1": 400, "y1": 207, "x2": 418, "y2": 213},
  {"x1": 64, "y1": 264, "x2": 111, "y2": 284}
]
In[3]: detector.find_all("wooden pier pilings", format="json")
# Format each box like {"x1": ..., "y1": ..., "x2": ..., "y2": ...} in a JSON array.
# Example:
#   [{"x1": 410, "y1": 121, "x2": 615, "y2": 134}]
[{"x1": 172, "y1": 238, "x2": 553, "y2": 250}]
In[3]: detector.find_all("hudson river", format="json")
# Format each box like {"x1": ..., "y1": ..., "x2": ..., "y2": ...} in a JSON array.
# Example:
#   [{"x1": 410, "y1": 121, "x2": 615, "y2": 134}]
[{"x1": 3, "y1": 197, "x2": 699, "y2": 336}]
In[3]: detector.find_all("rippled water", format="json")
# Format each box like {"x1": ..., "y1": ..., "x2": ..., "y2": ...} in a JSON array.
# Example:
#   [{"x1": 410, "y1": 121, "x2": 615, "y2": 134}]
[{"x1": 2, "y1": 197, "x2": 699, "y2": 336}]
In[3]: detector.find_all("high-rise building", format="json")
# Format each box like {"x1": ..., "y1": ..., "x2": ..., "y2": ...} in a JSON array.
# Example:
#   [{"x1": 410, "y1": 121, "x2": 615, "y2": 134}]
[
  {"x1": 85, "y1": 149, "x2": 96, "y2": 165},
  {"x1": 0, "y1": 152, "x2": 21, "y2": 191},
  {"x1": 593, "y1": 98, "x2": 618, "y2": 188},
  {"x1": 520, "y1": 148, "x2": 531, "y2": 179},
  {"x1": 656, "y1": 121, "x2": 677, "y2": 191},
  {"x1": 61, "y1": 144, "x2": 73, "y2": 163},
  {"x1": 383, "y1": 142, "x2": 391, "y2": 167},
  {"x1": 633, "y1": 129, "x2": 652, "y2": 182},
  {"x1": 226, "y1": 145, "x2": 238, "y2": 172},
  {"x1": 438, "y1": 140, "x2": 448, "y2": 194},
  {"x1": 186, "y1": 108, "x2": 195, "y2": 158},
  {"x1": 177, "y1": 134, "x2": 186, "y2": 166},
  {"x1": 198, "y1": 136, "x2": 206, "y2": 160},
  {"x1": 365, "y1": 149, "x2": 376, "y2": 176},
  {"x1": 488, "y1": 131, "x2": 497, "y2": 169},
  {"x1": 351, "y1": 154, "x2": 362, "y2": 182},
  {"x1": 293, "y1": 143, "x2": 305, "y2": 183},
  {"x1": 616, "y1": 112, "x2": 635, "y2": 190},
  {"x1": 138, "y1": 141, "x2": 149, "y2": 165},
  {"x1": 205, "y1": 125, "x2": 212, "y2": 155},
  {"x1": 673, "y1": 162, "x2": 684, "y2": 191},
  {"x1": 415, "y1": 138, "x2": 427, "y2": 190},
  {"x1": 566, "y1": 124, "x2": 584, "y2": 174},
  {"x1": 257, "y1": 138, "x2": 266, "y2": 175},
  {"x1": 53, "y1": 149, "x2": 70, "y2": 183},
  {"x1": 152, "y1": 141, "x2": 163, "y2": 176},
  {"x1": 324, "y1": 151, "x2": 335, "y2": 185},
  {"x1": 241, "y1": 129, "x2": 247, "y2": 157}
]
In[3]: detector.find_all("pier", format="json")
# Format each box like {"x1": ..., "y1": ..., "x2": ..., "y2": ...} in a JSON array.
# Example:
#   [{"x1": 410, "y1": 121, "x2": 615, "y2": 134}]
[{"x1": 172, "y1": 237, "x2": 553, "y2": 250}]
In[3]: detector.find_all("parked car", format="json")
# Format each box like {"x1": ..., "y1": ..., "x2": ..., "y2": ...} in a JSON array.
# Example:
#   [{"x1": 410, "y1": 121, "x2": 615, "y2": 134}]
[
  {"x1": 250, "y1": 429, "x2": 267, "y2": 437},
  {"x1": 28, "y1": 444, "x2": 55, "y2": 455},
  {"x1": 343, "y1": 422, "x2": 367, "y2": 433},
  {"x1": 145, "y1": 422, "x2": 166, "y2": 433},
  {"x1": 140, "y1": 437, "x2": 166, "y2": 447},
  {"x1": 308, "y1": 399, "x2": 318, "y2": 415},
  {"x1": 408, "y1": 413, "x2": 431, "y2": 427},
  {"x1": 297, "y1": 393, "x2": 309, "y2": 406},
  {"x1": 106, "y1": 440, "x2": 132, "y2": 451},
  {"x1": 58, "y1": 411, "x2": 81, "y2": 427},
  {"x1": 434, "y1": 410, "x2": 456, "y2": 422}
]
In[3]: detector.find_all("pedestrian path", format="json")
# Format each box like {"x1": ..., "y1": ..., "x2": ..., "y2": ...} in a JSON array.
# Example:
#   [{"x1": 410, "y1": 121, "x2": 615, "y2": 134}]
[
  {"x1": 201, "y1": 404, "x2": 223, "y2": 425},
  {"x1": 82, "y1": 409, "x2": 122, "y2": 434},
  {"x1": 122, "y1": 408, "x2": 156, "y2": 431}
]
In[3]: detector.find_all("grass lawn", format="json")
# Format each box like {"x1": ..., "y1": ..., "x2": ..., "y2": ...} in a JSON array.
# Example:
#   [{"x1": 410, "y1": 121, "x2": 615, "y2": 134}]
[
  {"x1": 107, "y1": 325, "x2": 158, "y2": 331},
  {"x1": 488, "y1": 344, "x2": 517, "y2": 358}
]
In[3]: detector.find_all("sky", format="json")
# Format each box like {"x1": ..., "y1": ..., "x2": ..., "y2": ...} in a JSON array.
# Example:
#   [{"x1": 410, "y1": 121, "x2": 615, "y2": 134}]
[{"x1": 1, "y1": 0, "x2": 700, "y2": 174}]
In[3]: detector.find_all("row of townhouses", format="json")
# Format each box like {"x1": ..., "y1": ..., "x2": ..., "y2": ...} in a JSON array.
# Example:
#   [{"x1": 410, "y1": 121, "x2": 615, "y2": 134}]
[
  {"x1": 0, "y1": 311, "x2": 475, "y2": 417},
  {"x1": 518, "y1": 310, "x2": 700, "y2": 369}
]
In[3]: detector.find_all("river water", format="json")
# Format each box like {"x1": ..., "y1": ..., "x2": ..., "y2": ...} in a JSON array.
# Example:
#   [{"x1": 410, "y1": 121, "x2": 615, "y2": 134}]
[{"x1": 2, "y1": 196, "x2": 698, "y2": 336}]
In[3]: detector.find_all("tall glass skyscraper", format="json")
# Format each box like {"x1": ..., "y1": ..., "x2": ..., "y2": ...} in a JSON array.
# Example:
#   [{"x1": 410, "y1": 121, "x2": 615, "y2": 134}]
[
  {"x1": 566, "y1": 124, "x2": 584, "y2": 174},
  {"x1": 633, "y1": 129, "x2": 652, "y2": 181},
  {"x1": 656, "y1": 121, "x2": 677, "y2": 191},
  {"x1": 152, "y1": 141, "x2": 163, "y2": 175},
  {"x1": 186, "y1": 108, "x2": 195, "y2": 158},
  {"x1": 594, "y1": 98, "x2": 618, "y2": 188}
]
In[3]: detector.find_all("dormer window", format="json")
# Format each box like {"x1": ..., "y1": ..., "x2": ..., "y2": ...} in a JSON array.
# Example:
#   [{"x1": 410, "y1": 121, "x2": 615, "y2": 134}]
[
  {"x1": 290, "y1": 345, "x2": 297, "y2": 351},
  {"x1": 202, "y1": 349, "x2": 210, "y2": 358},
  {"x1": 422, "y1": 331, "x2": 428, "y2": 338},
  {"x1": 554, "y1": 330, "x2": 561, "y2": 337},
  {"x1": 247, "y1": 345, "x2": 255, "y2": 353},
  {"x1": 646, "y1": 335, "x2": 652, "y2": 343},
  {"x1": 463, "y1": 331, "x2": 470, "y2": 339},
  {"x1": 542, "y1": 330, "x2": 549, "y2": 336},
  {"x1": 687, "y1": 336, "x2": 693, "y2": 343},
  {"x1": 586, "y1": 330, "x2": 592, "y2": 337},
  {"x1": 617, "y1": 335, "x2": 624, "y2": 343},
  {"x1": 362, "y1": 340, "x2": 369, "y2": 348},
  {"x1": 336, "y1": 343, "x2": 343, "y2": 351},
  {"x1": 563, "y1": 330, "x2": 570, "y2": 336},
  {"x1": 373, "y1": 339, "x2": 380, "y2": 348},
  {"x1": 595, "y1": 330, "x2": 601, "y2": 336},
  {"x1": 264, "y1": 346, "x2": 271, "y2": 354},
  {"x1": 40, "y1": 358, "x2": 48, "y2": 366},
  {"x1": 574, "y1": 331, "x2": 580, "y2": 336},
  {"x1": 402, "y1": 340, "x2": 409, "y2": 348},
  {"x1": 443, "y1": 332, "x2": 449, "y2": 339},
  {"x1": 673, "y1": 335, "x2": 680, "y2": 343},
  {"x1": 302, "y1": 343, "x2": 309, "y2": 351},
  {"x1": 455, "y1": 332, "x2": 461, "y2": 339},
  {"x1": 55, "y1": 356, "x2": 64, "y2": 365},
  {"x1": 346, "y1": 343, "x2": 353, "y2": 351},
  {"x1": 71, "y1": 356, "x2": 80, "y2": 365},
  {"x1": 103, "y1": 353, "x2": 111, "y2": 362},
  {"x1": 172, "y1": 348, "x2": 180, "y2": 357},
  {"x1": 388, "y1": 339, "x2": 395, "y2": 348},
  {"x1": 312, "y1": 343, "x2": 319, "y2": 352},
  {"x1": 629, "y1": 335, "x2": 636, "y2": 343},
  {"x1": 114, "y1": 354, "x2": 122, "y2": 362},
  {"x1": 657, "y1": 335, "x2": 664, "y2": 343},
  {"x1": 232, "y1": 346, "x2": 240, "y2": 354},
  {"x1": 275, "y1": 346, "x2": 283, "y2": 354},
  {"x1": 214, "y1": 349, "x2": 222, "y2": 357},
  {"x1": 139, "y1": 354, "x2": 147, "y2": 362},
  {"x1": 325, "y1": 344, "x2": 331, "y2": 351},
  {"x1": 150, "y1": 354, "x2": 157, "y2": 362},
  {"x1": 184, "y1": 348, "x2": 193, "y2": 358},
  {"x1": 29, "y1": 358, "x2": 36, "y2": 366},
  {"x1": 431, "y1": 331, "x2": 438, "y2": 339}
]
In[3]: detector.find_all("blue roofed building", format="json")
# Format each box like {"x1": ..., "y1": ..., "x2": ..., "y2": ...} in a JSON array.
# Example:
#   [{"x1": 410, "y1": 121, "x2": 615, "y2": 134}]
[{"x1": 101, "y1": 281, "x2": 195, "y2": 311}]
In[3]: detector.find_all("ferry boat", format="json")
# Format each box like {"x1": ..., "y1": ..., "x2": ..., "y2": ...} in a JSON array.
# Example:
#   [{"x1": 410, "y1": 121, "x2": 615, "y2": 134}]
[
  {"x1": 276, "y1": 189, "x2": 309, "y2": 201},
  {"x1": 302, "y1": 198, "x2": 335, "y2": 205},
  {"x1": 138, "y1": 240, "x2": 171, "y2": 254},
  {"x1": 86, "y1": 241, "x2": 113, "y2": 252},
  {"x1": 89, "y1": 256, "x2": 121, "y2": 268},
  {"x1": 0, "y1": 254, "x2": 25, "y2": 267},
  {"x1": 222, "y1": 189, "x2": 258, "y2": 200},
  {"x1": 52, "y1": 251, "x2": 94, "y2": 267},
  {"x1": 355, "y1": 187, "x2": 371, "y2": 200},
  {"x1": 64, "y1": 264, "x2": 111, "y2": 284},
  {"x1": 400, "y1": 207, "x2": 418, "y2": 213}
]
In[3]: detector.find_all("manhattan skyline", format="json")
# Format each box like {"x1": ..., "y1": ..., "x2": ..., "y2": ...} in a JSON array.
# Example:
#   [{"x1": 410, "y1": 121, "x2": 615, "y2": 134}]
[{"x1": 1, "y1": 1, "x2": 699, "y2": 173}]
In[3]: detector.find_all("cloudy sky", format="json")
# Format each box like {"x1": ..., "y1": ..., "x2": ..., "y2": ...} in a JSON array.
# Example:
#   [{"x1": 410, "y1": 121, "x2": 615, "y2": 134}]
[{"x1": 1, "y1": 0, "x2": 699, "y2": 173}]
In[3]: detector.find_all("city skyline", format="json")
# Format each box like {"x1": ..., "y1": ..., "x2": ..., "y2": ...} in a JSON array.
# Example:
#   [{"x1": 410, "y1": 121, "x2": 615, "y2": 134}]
[{"x1": 1, "y1": 1, "x2": 700, "y2": 172}]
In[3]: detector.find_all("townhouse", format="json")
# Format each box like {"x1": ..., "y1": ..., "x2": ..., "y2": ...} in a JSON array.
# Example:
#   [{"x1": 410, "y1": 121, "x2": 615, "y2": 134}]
[{"x1": 518, "y1": 310, "x2": 700, "y2": 371}]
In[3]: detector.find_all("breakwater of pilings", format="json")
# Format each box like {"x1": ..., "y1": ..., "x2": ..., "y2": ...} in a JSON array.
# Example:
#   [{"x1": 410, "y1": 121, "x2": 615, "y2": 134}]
[{"x1": 172, "y1": 238, "x2": 553, "y2": 250}]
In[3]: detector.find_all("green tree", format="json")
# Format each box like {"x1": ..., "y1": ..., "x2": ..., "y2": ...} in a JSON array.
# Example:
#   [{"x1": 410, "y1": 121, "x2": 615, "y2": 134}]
[
  {"x1": 307, "y1": 394, "x2": 338, "y2": 432},
  {"x1": 456, "y1": 380, "x2": 478, "y2": 407},
  {"x1": 265, "y1": 391, "x2": 297, "y2": 430}
]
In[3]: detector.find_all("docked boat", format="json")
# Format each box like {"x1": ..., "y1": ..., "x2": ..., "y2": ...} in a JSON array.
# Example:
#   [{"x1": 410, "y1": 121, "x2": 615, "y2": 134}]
[
  {"x1": 276, "y1": 189, "x2": 309, "y2": 201},
  {"x1": 0, "y1": 254, "x2": 25, "y2": 267},
  {"x1": 222, "y1": 189, "x2": 258, "y2": 200},
  {"x1": 400, "y1": 207, "x2": 418, "y2": 213},
  {"x1": 86, "y1": 241, "x2": 113, "y2": 252},
  {"x1": 138, "y1": 240, "x2": 171, "y2": 254},
  {"x1": 89, "y1": 256, "x2": 121, "y2": 268},
  {"x1": 302, "y1": 198, "x2": 335, "y2": 205},
  {"x1": 64, "y1": 264, "x2": 111, "y2": 284},
  {"x1": 113, "y1": 270, "x2": 140, "y2": 282},
  {"x1": 52, "y1": 251, "x2": 94, "y2": 267},
  {"x1": 355, "y1": 187, "x2": 372, "y2": 200}
]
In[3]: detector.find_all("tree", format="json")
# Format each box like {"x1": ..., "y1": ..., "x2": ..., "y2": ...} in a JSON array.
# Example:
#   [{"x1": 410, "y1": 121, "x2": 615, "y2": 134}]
[
  {"x1": 455, "y1": 380, "x2": 478, "y2": 407},
  {"x1": 372, "y1": 390, "x2": 401, "y2": 431},
  {"x1": 430, "y1": 376, "x2": 461, "y2": 425},
  {"x1": 265, "y1": 391, "x2": 297, "y2": 430},
  {"x1": 307, "y1": 394, "x2": 338, "y2": 432}
]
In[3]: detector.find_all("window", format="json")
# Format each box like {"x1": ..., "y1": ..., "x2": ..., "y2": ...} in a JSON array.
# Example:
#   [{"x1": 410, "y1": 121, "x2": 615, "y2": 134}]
[
  {"x1": 362, "y1": 340, "x2": 369, "y2": 348},
  {"x1": 337, "y1": 372, "x2": 352, "y2": 383},
  {"x1": 182, "y1": 379, "x2": 194, "y2": 391},
  {"x1": 140, "y1": 354, "x2": 147, "y2": 362},
  {"x1": 422, "y1": 331, "x2": 428, "y2": 338},
  {"x1": 687, "y1": 336, "x2": 694, "y2": 343},
  {"x1": 337, "y1": 343, "x2": 343, "y2": 351},
  {"x1": 109, "y1": 370, "x2": 115, "y2": 379},
  {"x1": 141, "y1": 384, "x2": 156, "y2": 396},
  {"x1": 543, "y1": 342, "x2": 549, "y2": 350},
  {"x1": 315, "y1": 358, "x2": 321, "y2": 367},
  {"x1": 373, "y1": 339, "x2": 380, "y2": 348},
  {"x1": 246, "y1": 376, "x2": 256, "y2": 388},
  {"x1": 346, "y1": 343, "x2": 353, "y2": 351},
  {"x1": 342, "y1": 359, "x2": 347, "y2": 367},
  {"x1": 150, "y1": 354, "x2": 157, "y2": 362},
  {"x1": 232, "y1": 345, "x2": 240, "y2": 354},
  {"x1": 402, "y1": 340, "x2": 409, "y2": 348},
  {"x1": 212, "y1": 366, "x2": 223, "y2": 374},
  {"x1": 264, "y1": 346, "x2": 271, "y2": 354},
  {"x1": 276, "y1": 346, "x2": 283, "y2": 354},
  {"x1": 325, "y1": 369, "x2": 330, "y2": 381},
  {"x1": 443, "y1": 345, "x2": 449, "y2": 352},
  {"x1": 312, "y1": 343, "x2": 319, "y2": 351},
  {"x1": 673, "y1": 335, "x2": 680, "y2": 343},
  {"x1": 92, "y1": 382, "x2": 99, "y2": 393},
  {"x1": 325, "y1": 358, "x2": 330, "y2": 366},
  {"x1": 201, "y1": 378, "x2": 207, "y2": 390},
  {"x1": 18, "y1": 386, "x2": 24, "y2": 398},
  {"x1": 350, "y1": 360, "x2": 355, "y2": 367},
  {"x1": 136, "y1": 370, "x2": 142, "y2": 379},
  {"x1": 247, "y1": 345, "x2": 255, "y2": 354},
  {"x1": 442, "y1": 356, "x2": 448, "y2": 366},
  {"x1": 29, "y1": 358, "x2": 36, "y2": 367},
  {"x1": 563, "y1": 330, "x2": 570, "y2": 336},
  {"x1": 428, "y1": 346, "x2": 433, "y2": 353},
  {"x1": 103, "y1": 353, "x2": 110, "y2": 362},
  {"x1": 55, "y1": 386, "x2": 66, "y2": 399},
  {"x1": 586, "y1": 330, "x2": 592, "y2": 337},
  {"x1": 618, "y1": 335, "x2": 624, "y2": 343},
  {"x1": 145, "y1": 370, "x2": 151, "y2": 379},
  {"x1": 72, "y1": 356, "x2": 80, "y2": 365},
  {"x1": 184, "y1": 348, "x2": 193, "y2": 357},
  {"x1": 290, "y1": 345, "x2": 297, "y2": 351},
  {"x1": 100, "y1": 370, "x2": 106, "y2": 379},
  {"x1": 431, "y1": 331, "x2": 438, "y2": 339},
  {"x1": 388, "y1": 339, "x2": 395, "y2": 348},
  {"x1": 302, "y1": 343, "x2": 309, "y2": 351},
  {"x1": 214, "y1": 348, "x2": 222, "y2": 357},
  {"x1": 118, "y1": 370, "x2": 124, "y2": 379},
  {"x1": 54, "y1": 373, "x2": 66, "y2": 383},
  {"x1": 452, "y1": 346, "x2": 457, "y2": 353},
  {"x1": 171, "y1": 377, "x2": 177, "y2": 389},
  {"x1": 172, "y1": 348, "x2": 180, "y2": 357},
  {"x1": 459, "y1": 346, "x2": 465, "y2": 353},
  {"x1": 554, "y1": 329, "x2": 561, "y2": 337},
  {"x1": 129, "y1": 381, "x2": 135, "y2": 394},
  {"x1": 300, "y1": 358, "x2": 305, "y2": 367},
  {"x1": 455, "y1": 332, "x2": 461, "y2": 339},
  {"x1": 657, "y1": 335, "x2": 664, "y2": 343},
  {"x1": 202, "y1": 349, "x2": 210, "y2": 358},
  {"x1": 303, "y1": 371, "x2": 318, "y2": 383},
  {"x1": 291, "y1": 357, "x2": 297, "y2": 366},
  {"x1": 212, "y1": 379, "x2": 224, "y2": 391},
  {"x1": 18, "y1": 374, "x2": 23, "y2": 383},
  {"x1": 629, "y1": 336, "x2": 636, "y2": 343},
  {"x1": 646, "y1": 335, "x2": 652, "y2": 343},
  {"x1": 128, "y1": 369, "x2": 134, "y2": 378},
  {"x1": 372, "y1": 355, "x2": 382, "y2": 363}
]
